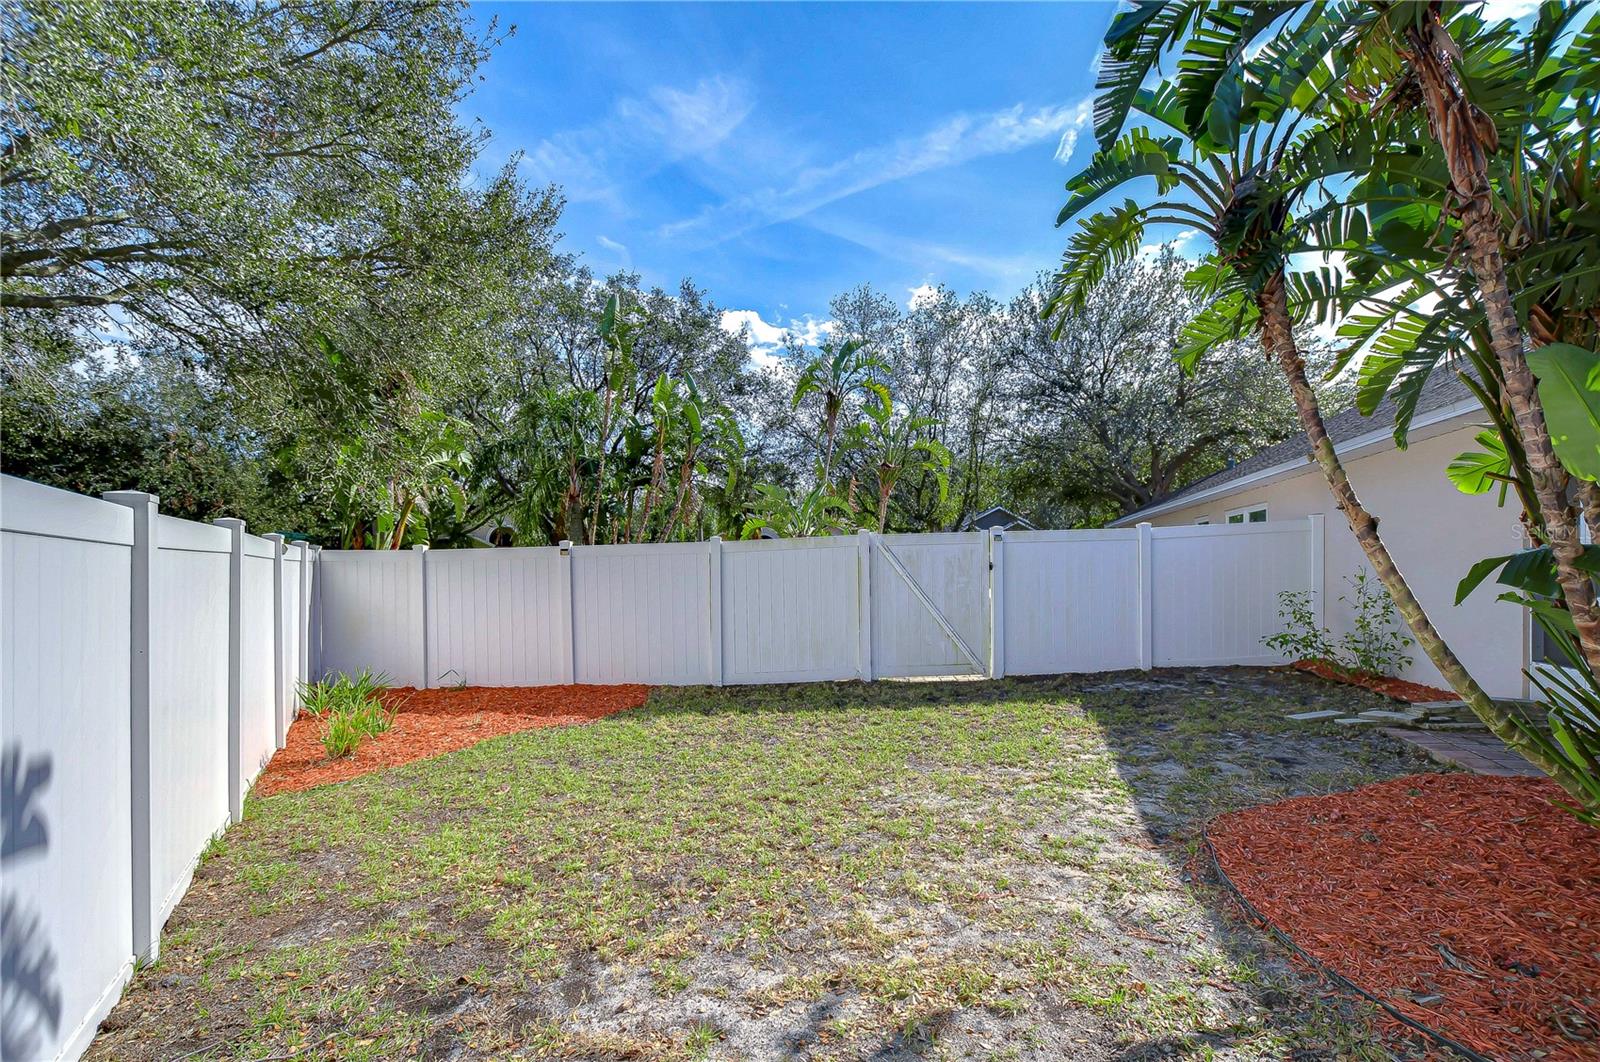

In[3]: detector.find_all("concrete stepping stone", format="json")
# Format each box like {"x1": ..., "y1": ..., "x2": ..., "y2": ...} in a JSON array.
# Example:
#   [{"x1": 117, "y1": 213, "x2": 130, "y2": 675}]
[
  {"x1": 1357, "y1": 709, "x2": 1423, "y2": 722},
  {"x1": 1285, "y1": 709, "x2": 1342, "y2": 721}
]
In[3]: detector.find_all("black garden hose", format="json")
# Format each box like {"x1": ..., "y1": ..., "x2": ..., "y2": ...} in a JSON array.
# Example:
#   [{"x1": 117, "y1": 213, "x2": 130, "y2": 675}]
[{"x1": 1199, "y1": 832, "x2": 1495, "y2": 1062}]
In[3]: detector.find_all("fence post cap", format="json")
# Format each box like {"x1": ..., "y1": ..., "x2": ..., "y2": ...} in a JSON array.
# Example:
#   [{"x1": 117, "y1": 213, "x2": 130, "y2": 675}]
[
  {"x1": 103, "y1": 489, "x2": 159, "y2": 507},
  {"x1": 212, "y1": 517, "x2": 246, "y2": 532},
  {"x1": 411, "y1": 543, "x2": 429, "y2": 552}
]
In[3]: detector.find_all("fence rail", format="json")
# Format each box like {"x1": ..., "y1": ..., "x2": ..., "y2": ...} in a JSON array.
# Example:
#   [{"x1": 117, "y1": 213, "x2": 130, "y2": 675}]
[{"x1": 0, "y1": 475, "x2": 316, "y2": 1062}]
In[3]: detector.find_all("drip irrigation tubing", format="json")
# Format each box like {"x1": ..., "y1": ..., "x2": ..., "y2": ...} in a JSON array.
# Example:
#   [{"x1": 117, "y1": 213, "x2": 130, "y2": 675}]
[{"x1": 1199, "y1": 831, "x2": 1494, "y2": 1062}]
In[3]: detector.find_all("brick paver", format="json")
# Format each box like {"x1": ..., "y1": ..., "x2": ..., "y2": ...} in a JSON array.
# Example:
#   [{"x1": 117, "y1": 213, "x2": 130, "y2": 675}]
[{"x1": 1383, "y1": 728, "x2": 1545, "y2": 777}]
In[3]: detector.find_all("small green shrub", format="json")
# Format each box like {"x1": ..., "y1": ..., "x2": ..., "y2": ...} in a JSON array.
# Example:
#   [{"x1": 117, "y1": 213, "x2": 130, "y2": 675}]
[
  {"x1": 1339, "y1": 568, "x2": 1413, "y2": 677},
  {"x1": 1262, "y1": 567, "x2": 1413, "y2": 678},
  {"x1": 301, "y1": 670, "x2": 393, "y2": 759},
  {"x1": 1261, "y1": 589, "x2": 1338, "y2": 666}
]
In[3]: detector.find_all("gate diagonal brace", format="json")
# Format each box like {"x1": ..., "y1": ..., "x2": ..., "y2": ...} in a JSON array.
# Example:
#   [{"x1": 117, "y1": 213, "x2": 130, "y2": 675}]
[{"x1": 873, "y1": 536, "x2": 986, "y2": 674}]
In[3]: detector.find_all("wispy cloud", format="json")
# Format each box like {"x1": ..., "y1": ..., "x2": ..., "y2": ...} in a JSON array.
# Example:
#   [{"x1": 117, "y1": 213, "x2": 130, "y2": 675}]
[
  {"x1": 595, "y1": 235, "x2": 632, "y2": 269},
  {"x1": 719, "y1": 309, "x2": 833, "y2": 369},
  {"x1": 522, "y1": 76, "x2": 753, "y2": 209},
  {"x1": 812, "y1": 216, "x2": 1039, "y2": 287},
  {"x1": 661, "y1": 97, "x2": 1094, "y2": 246}
]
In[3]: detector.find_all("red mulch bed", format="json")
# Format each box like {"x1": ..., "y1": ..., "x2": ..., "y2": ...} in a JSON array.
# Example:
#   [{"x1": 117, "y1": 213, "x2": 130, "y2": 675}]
[
  {"x1": 253, "y1": 684, "x2": 652, "y2": 797},
  {"x1": 1291, "y1": 658, "x2": 1459, "y2": 704},
  {"x1": 1207, "y1": 773, "x2": 1600, "y2": 1059}
]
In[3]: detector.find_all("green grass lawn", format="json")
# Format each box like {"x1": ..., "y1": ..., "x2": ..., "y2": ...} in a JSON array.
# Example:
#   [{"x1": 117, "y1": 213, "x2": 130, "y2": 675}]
[{"x1": 90, "y1": 668, "x2": 1446, "y2": 1060}]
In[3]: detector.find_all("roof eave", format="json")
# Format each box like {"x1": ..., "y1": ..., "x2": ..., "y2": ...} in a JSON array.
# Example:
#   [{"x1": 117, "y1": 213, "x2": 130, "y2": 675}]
[{"x1": 1107, "y1": 398, "x2": 1482, "y2": 527}]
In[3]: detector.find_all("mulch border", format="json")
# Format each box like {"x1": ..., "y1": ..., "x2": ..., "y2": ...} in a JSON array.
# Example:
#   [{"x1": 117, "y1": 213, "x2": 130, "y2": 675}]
[
  {"x1": 1288, "y1": 659, "x2": 1460, "y2": 705},
  {"x1": 1198, "y1": 831, "x2": 1492, "y2": 1062}
]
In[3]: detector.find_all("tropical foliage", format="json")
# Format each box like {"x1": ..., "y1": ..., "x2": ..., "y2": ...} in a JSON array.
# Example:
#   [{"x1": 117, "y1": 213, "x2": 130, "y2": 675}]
[{"x1": 1053, "y1": 0, "x2": 1600, "y2": 810}]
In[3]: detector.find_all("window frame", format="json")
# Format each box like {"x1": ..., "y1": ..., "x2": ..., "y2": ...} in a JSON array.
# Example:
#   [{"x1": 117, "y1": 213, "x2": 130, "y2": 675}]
[{"x1": 1224, "y1": 503, "x2": 1269, "y2": 524}]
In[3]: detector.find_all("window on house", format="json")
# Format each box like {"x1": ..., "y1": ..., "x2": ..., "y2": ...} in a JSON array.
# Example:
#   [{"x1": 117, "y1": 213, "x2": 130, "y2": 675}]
[
  {"x1": 1225, "y1": 504, "x2": 1268, "y2": 524},
  {"x1": 1195, "y1": 518, "x2": 1211, "y2": 525}
]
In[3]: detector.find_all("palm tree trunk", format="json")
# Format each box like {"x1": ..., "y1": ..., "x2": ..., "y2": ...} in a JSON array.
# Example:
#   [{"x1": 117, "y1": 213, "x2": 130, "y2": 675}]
[
  {"x1": 1403, "y1": 16, "x2": 1600, "y2": 672},
  {"x1": 392, "y1": 494, "x2": 415, "y2": 549},
  {"x1": 1258, "y1": 273, "x2": 1584, "y2": 794}
]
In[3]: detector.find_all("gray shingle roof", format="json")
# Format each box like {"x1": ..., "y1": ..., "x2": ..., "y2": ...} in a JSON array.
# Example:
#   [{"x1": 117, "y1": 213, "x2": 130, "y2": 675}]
[{"x1": 1119, "y1": 370, "x2": 1478, "y2": 521}]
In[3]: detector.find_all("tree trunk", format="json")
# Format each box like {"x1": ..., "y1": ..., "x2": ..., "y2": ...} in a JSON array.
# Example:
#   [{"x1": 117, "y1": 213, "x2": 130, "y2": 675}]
[
  {"x1": 1258, "y1": 272, "x2": 1585, "y2": 795},
  {"x1": 1403, "y1": 16, "x2": 1600, "y2": 672},
  {"x1": 391, "y1": 494, "x2": 415, "y2": 549}
]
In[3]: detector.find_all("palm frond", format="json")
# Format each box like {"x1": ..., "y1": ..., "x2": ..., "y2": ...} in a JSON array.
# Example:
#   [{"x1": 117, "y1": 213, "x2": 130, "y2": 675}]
[
  {"x1": 1046, "y1": 200, "x2": 1149, "y2": 321},
  {"x1": 1094, "y1": 0, "x2": 1207, "y2": 149},
  {"x1": 1058, "y1": 128, "x2": 1183, "y2": 224}
]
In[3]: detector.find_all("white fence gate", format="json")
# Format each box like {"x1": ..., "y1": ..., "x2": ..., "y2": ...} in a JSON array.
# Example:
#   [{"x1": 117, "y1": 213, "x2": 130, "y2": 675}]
[{"x1": 318, "y1": 518, "x2": 1325, "y2": 689}]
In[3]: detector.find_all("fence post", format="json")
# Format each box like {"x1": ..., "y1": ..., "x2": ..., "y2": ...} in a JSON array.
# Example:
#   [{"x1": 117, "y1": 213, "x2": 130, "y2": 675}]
[
  {"x1": 1136, "y1": 522, "x2": 1155, "y2": 671},
  {"x1": 295, "y1": 541, "x2": 313, "y2": 704},
  {"x1": 264, "y1": 533, "x2": 286, "y2": 748},
  {"x1": 988, "y1": 527, "x2": 1005, "y2": 679},
  {"x1": 307, "y1": 544, "x2": 321, "y2": 681},
  {"x1": 707, "y1": 536, "x2": 724, "y2": 686},
  {"x1": 856, "y1": 529, "x2": 874, "y2": 681},
  {"x1": 558, "y1": 541, "x2": 576, "y2": 683},
  {"x1": 104, "y1": 489, "x2": 160, "y2": 961},
  {"x1": 215, "y1": 518, "x2": 246, "y2": 825},
  {"x1": 1307, "y1": 513, "x2": 1326, "y2": 629},
  {"x1": 412, "y1": 543, "x2": 430, "y2": 689}
]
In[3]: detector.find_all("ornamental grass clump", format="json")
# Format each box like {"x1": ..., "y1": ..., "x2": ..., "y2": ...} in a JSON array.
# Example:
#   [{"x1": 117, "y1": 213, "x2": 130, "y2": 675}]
[{"x1": 300, "y1": 670, "x2": 394, "y2": 759}]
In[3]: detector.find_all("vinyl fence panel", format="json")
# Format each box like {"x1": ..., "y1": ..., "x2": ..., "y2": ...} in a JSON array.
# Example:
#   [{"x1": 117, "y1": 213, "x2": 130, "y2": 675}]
[
  {"x1": 573, "y1": 543, "x2": 712, "y2": 684},
  {"x1": 1, "y1": 478, "x2": 136, "y2": 1062},
  {"x1": 720, "y1": 537, "x2": 861, "y2": 684},
  {"x1": 316, "y1": 549, "x2": 424, "y2": 687},
  {"x1": 427, "y1": 546, "x2": 569, "y2": 686},
  {"x1": 1001, "y1": 530, "x2": 1142, "y2": 676},
  {"x1": 1149, "y1": 522, "x2": 1313, "y2": 667},
  {"x1": 239, "y1": 537, "x2": 278, "y2": 795},
  {"x1": 148, "y1": 517, "x2": 232, "y2": 930}
]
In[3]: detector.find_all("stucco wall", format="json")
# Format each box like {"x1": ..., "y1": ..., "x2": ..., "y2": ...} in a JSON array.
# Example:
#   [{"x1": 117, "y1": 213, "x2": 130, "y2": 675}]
[{"x1": 1143, "y1": 422, "x2": 1530, "y2": 698}]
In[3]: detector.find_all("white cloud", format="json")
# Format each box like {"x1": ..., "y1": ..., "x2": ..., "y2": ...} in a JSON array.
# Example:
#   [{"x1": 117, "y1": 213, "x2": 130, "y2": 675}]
[
  {"x1": 595, "y1": 235, "x2": 631, "y2": 268},
  {"x1": 719, "y1": 309, "x2": 833, "y2": 369},
  {"x1": 1138, "y1": 230, "x2": 1200, "y2": 260},
  {"x1": 907, "y1": 283, "x2": 939, "y2": 310},
  {"x1": 522, "y1": 76, "x2": 753, "y2": 208},
  {"x1": 1054, "y1": 121, "x2": 1084, "y2": 164},
  {"x1": 661, "y1": 96, "x2": 1095, "y2": 246}
]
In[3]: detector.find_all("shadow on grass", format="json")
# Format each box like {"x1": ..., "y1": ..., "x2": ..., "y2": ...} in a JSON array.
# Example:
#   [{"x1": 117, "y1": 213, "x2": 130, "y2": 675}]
[{"x1": 637, "y1": 665, "x2": 1439, "y2": 1058}]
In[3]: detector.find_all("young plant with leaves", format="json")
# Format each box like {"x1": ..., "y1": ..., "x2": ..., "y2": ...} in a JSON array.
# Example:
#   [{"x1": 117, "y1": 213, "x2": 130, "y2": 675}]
[
  {"x1": 741, "y1": 478, "x2": 857, "y2": 540},
  {"x1": 840, "y1": 394, "x2": 952, "y2": 533},
  {"x1": 792, "y1": 337, "x2": 890, "y2": 485}
]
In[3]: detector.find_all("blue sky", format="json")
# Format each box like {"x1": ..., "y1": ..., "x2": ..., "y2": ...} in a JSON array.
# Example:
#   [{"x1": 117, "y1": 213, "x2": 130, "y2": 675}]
[{"x1": 464, "y1": 1, "x2": 1117, "y2": 341}]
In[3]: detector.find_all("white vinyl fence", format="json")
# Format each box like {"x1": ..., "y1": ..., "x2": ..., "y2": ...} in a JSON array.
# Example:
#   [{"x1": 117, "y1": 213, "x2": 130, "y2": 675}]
[
  {"x1": 0, "y1": 469, "x2": 1325, "y2": 1062},
  {"x1": 0, "y1": 475, "x2": 316, "y2": 1062},
  {"x1": 320, "y1": 517, "x2": 1326, "y2": 689}
]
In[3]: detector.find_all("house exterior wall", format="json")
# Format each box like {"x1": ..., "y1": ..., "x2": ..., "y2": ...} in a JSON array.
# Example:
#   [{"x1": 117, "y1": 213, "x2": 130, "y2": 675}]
[{"x1": 1142, "y1": 422, "x2": 1530, "y2": 698}]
